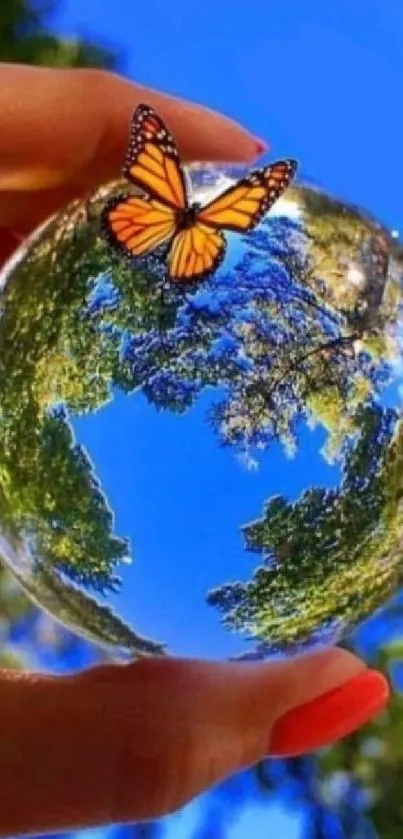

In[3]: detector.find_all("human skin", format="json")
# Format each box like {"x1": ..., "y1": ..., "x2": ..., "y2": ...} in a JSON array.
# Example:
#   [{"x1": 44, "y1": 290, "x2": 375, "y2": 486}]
[{"x1": 0, "y1": 64, "x2": 389, "y2": 838}]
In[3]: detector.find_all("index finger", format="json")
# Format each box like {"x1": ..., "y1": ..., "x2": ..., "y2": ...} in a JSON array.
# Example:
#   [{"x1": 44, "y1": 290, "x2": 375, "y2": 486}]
[{"x1": 0, "y1": 64, "x2": 266, "y2": 195}]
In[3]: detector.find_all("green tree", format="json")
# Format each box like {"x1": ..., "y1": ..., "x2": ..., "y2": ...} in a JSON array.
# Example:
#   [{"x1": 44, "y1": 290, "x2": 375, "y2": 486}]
[
  {"x1": 0, "y1": 405, "x2": 129, "y2": 588},
  {"x1": 6, "y1": 559, "x2": 166, "y2": 656},
  {"x1": 111, "y1": 213, "x2": 387, "y2": 461},
  {"x1": 317, "y1": 636, "x2": 403, "y2": 839},
  {"x1": 0, "y1": 205, "x2": 131, "y2": 592},
  {"x1": 0, "y1": 179, "x2": 174, "y2": 615},
  {"x1": 0, "y1": 0, "x2": 117, "y2": 68},
  {"x1": 1, "y1": 185, "x2": 395, "y2": 608},
  {"x1": 295, "y1": 185, "x2": 403, "y2": 344},
  {"x1": 0, "y1": 191, "x2": 171, "y2": 653},
  {"x1": 0, "y1": 564, "x2": 34, "y2": 667},
  {"x1": 0, "y1": 0, "x2": 143, "y2": 656},
  {"x1": 208, "y1": 403, "x2": 403, "y2": 653}
]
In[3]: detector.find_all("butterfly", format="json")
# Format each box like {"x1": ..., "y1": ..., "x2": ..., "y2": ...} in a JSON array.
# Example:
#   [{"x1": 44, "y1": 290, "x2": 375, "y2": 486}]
[{"x1": 101, "y1": 103, "x2": 298, "y2": 283}]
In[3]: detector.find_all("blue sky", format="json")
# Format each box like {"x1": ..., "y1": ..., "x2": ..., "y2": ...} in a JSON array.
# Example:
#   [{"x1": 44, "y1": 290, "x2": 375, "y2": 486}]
[
  {"x1": 44, "y1": 2, "x2": 403, "y2": 838},
  {"x1": 74, "y1": 392, "x2": 337, "y2": 660},
  {"x1": 49, "y1": 0, "x2": 403, "y2": 233}
]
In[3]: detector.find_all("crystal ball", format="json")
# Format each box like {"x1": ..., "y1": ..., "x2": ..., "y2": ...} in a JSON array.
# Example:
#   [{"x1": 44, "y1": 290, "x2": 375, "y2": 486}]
[{"x1": 1, "y1": 164, "x2": 402, "y2": 661}]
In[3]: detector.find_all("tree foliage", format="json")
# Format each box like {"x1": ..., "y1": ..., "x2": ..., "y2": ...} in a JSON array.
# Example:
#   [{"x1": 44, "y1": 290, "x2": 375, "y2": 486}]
[
  {"x1": 0, "y1": 0, "x2": 117, "y2": 67},
  {"x1": 0, "y1": 208, "x2": 130, "y2": 593},
  {"x1": 0, "y1": 0, "x2": 122, "y2": 657},
  {"x1": 208, "y1": 403, "x2": 403, "y2": 653},
  {"x1": 1, "y1": 167, "x2": 400, "y2": 654}
]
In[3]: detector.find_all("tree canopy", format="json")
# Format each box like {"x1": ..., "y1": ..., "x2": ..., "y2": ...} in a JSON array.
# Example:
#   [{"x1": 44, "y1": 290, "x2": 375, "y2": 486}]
[
  {"x1": 0, "y1": 0, "x2": 117, "y2": 67},
  {"x1": 208, "y1": 402, "x2": 403, "y2": 653},
  {"x1": 0, "y1": 96, "x2": 401, "y2": 658}
]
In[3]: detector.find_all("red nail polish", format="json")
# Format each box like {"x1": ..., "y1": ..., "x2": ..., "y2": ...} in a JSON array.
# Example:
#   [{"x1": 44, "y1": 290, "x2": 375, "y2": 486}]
[
  {"x1": 269, "y1": 670, "x2": 389, "y2": 757},
  {"x1": 255, "y1": 138, "x2": 269, "y2": 156}
]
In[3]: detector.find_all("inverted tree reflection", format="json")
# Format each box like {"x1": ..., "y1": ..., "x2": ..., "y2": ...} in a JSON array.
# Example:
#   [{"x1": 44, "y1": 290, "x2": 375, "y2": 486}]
[
  {"x1": 116, "y1": 216, "x2": 388, "y2": 460},
  {"x1": 208, "y1": 403, "x2": 403, "y2": 652},
  {"x1": 0, "y1": 185, "x2": 400, "y2": 652}
]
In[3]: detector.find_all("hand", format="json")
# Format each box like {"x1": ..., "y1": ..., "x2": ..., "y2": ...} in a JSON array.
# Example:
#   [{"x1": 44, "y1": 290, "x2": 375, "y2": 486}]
[
  {"x1": 0, "y1": 62, "x2": 265, "y2": 261},
  {"x1": 0, "y1": 63, "x2": 389, "y2": 838}
]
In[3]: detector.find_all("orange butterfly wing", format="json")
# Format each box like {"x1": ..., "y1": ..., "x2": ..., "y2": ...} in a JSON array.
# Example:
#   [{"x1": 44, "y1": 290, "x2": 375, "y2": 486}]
[
  {"x1": 101, "y1": 194, "x2": 176, "y2": 258},
  {"x1": 123, "y1": 104, "x2": 188, "y2": 211},
  {"x1": 168, "y1": 223, "x2": 226, "y2": 281},
  {"x1": 166, "y1": 159, "x2": 297, "y2": 281},
  {"x1": 197, "y1": 159, "x2": 298, "y2": 231},
  {"x1": 101, "y1": 104, "x2": 298, "y2": 283}
]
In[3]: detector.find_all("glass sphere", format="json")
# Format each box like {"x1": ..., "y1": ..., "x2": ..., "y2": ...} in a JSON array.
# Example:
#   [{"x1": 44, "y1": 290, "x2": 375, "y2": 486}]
[{"x1": 1, "y1": 164, "x2": 402, "y2": 661}]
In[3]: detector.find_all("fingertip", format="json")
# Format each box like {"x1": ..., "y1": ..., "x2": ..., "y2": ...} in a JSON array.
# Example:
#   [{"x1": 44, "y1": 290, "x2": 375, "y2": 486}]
[
  {"x1": 269, "y1": 669, "x2": 389, "y2": 757},
  {"x1": 170, "y1": 109, "x2": 268, "y2": 165},
  {"x1": 254, "y1": 137, "x2": 269, "y2": 156},
  {"x1": 127, "y1": 90, "x2": 268, "y2": 165}
]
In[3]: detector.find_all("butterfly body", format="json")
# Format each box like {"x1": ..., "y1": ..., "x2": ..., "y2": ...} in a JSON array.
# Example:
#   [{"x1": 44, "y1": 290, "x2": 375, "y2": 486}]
[
  {"x1": 176, "y1": 202, "x2": 202, "y2": 230},
  {"x1": 102, "y1": 104, "x2": 298, "y2": 283}
]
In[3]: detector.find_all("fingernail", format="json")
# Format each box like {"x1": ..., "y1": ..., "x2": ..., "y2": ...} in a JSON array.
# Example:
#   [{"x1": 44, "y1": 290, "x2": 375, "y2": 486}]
[
  {"x1": 269, "y1": 670, "x2": 389, "y2": 757},
  {"x1": 254, "y1": 137, "x2": 269, "y2": 156}
]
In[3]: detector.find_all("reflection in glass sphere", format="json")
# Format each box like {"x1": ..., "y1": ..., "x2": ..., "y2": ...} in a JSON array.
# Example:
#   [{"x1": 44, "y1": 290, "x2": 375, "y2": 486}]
[{"x1": 1, "y1": 164, "x2": 403, "y2": 661}]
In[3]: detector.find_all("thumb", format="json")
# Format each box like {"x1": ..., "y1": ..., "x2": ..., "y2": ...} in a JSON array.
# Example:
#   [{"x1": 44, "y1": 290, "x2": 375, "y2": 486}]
[
  {"x1": 147, "y1": 649, "x2": 387, "y2": 797},
  {"x1": 0, "y1": 650, "x2": 388, "y2": 836}
]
